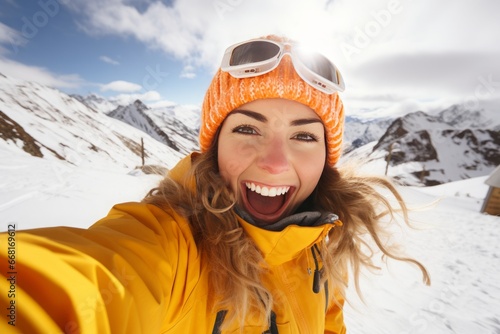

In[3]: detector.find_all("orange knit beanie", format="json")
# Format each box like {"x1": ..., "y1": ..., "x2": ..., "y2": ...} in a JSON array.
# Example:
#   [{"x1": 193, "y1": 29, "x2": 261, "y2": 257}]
[{"x1": 199, "y1": 36, "x2": 345, "y2": 166}]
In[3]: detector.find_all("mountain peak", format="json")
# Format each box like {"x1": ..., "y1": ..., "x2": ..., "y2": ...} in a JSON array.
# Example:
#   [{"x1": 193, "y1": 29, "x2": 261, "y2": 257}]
[
  {"x1": 107, "y1": 101, "x2": 179, "y2": 152},
  {"x1": 72, "y1": 93, "x2": 119, "y2": 113},
  {"x1": 133, "y1": 99, "x2": 148, "y2": 111},
  {"x1": 437, "y1": 104, "x2": 493, "y2": 129}
]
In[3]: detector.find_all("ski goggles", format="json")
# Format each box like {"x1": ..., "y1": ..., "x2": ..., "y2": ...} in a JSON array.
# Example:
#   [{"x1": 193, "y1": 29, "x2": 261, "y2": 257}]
[{"x1": 220, "y1": 39, "x2": 345, "y2": 94}]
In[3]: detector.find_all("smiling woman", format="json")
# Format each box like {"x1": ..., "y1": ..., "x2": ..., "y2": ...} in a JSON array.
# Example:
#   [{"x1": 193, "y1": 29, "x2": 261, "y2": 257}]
[{"x1": 0, "y1": 35, "x2": 430, "y2": 333}]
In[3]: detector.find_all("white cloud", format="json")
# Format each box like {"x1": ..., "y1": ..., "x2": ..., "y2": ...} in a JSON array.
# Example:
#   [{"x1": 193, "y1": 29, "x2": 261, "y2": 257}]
[
  {"x1": 100, "y1": 55, "x2": 120, "y2": 65},
  {"x1": 101, "y1": 80, "x2": 142, "y2": 93},
  {"x1": 61, "y1": 0, "x2": 500, "y2": 72},
  {"x1": 0, "y1": 56, "x2": 84, "y2": 89},
  {"x1": 59, "y1": 0, "x2": 355, "y2": 69},
  {"x1": 180, "y1": 65, "x2": 195, "y2": 79},
  {"x1": 346, "y1": 51, "x2": 500, "y2": 100},
  {"x1": 0, "y1": 22, "x2": 27, "y2": 55},
  {"x1": 109, "y1": 90, "x2": 162, "y2": 106},
  {"x1": 140, "y1": 90, "x2": 161, "y2": 101},
  {"x1": 147, "y1": 99, "x2": 177, "y2": 109}
]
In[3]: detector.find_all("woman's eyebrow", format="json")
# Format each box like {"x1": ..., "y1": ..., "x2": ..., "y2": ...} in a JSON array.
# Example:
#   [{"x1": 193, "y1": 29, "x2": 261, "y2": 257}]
[
  {"x1": 230, "y1": 109, "x2": 322, "y2": 126},
  {"x1": 290, "y1": 118, "x2": 323, "y2": 126},
  {"x1": 231, "y1": 109, "x2": 268, "y2": 122}
]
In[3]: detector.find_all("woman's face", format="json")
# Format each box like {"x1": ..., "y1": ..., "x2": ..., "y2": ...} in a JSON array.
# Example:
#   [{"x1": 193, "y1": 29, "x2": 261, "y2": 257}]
[{"x1": 217, "y1": 98, "x2": 326, "y2": 226}]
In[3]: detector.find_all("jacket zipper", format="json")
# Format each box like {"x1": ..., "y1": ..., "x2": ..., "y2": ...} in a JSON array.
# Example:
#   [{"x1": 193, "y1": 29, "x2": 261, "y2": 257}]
[
  {"x1": 311, "y1": 244, "x2": 323, "y2": 294},
  {"x1": 311, "y1": 245, "x2": 330, "y2": 312},
  {"x1": 212, "y1": 310, "x2": 227, "y2": 334}
]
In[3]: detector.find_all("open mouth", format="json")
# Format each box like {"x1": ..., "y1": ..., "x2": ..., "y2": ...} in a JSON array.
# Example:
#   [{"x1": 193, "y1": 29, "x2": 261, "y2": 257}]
[{"x1": 241, "y1": 181, "x2": 295, "y2": 224}]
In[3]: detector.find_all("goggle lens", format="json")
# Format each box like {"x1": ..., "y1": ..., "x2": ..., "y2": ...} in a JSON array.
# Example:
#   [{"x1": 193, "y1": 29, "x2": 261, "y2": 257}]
[
  {"x1": 294, "y1": 48, "x2": 339, "y2": 84},
  {"x1": 229, "y1": 41, "x2": 281, "y2": 66}
]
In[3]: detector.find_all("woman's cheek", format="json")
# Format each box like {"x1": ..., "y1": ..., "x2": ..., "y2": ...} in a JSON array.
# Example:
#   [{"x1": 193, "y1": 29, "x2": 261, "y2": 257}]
[
  {"x1": 292, "y1": 146, "x2": 326, "y2": 179},
  {"x1": 219, "y1": 141, "x2": 257, "y2": 179}
]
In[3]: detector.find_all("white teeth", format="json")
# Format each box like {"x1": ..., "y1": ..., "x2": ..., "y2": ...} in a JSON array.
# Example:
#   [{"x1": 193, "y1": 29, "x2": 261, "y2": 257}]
[{"x1": 245, "y1": 182, "x2": 290, "y2": 197}]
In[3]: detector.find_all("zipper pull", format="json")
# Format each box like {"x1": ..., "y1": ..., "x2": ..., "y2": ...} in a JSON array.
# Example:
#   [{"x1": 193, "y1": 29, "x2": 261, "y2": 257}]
[
  {"x1": 313, "y1": 269, "x2": 321, "y2": 294},
  {"x1": 311, "y1": 245, "x2": 323, "y2": 294}
]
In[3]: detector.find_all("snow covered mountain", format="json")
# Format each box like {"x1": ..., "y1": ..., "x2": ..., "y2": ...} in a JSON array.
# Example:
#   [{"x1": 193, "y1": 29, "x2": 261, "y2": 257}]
[
  {"x1": 74, "y1": 95, "x2": 200, "y2": 155},
  {"x1": 106, "y1": 100, "x2": 180, "y2": 153},
  {"x1": 144, "y1": 104, "x2": 200, "y2": 154},
  {"x1": 0, "y1": 73, "x2": 184, "y2": 171},
  {"x1": 357, "y1": 105, "x2": 500, "y2": 185},
  {"x1": 71, "y1": 93, "x2": 119, "y2": 114},
  {"x1": 344, "y1": 116, "x2": 395, "y2": 151}
]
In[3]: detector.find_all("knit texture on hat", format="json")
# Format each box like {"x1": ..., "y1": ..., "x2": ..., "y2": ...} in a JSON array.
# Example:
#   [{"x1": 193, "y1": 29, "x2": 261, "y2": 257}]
[{"x1": 199, "y1": 46, "x2": 345, "y2": 166}]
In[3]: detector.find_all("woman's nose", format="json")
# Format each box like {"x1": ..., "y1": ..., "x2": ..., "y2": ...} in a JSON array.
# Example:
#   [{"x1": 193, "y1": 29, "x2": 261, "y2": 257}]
[{"x1": 256, "y1": 136, "x2": 290, "y2": 174}]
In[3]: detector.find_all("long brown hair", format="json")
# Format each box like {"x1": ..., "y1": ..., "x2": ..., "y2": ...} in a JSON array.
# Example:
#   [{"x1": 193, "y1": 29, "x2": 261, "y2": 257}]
[{"x1": 143, "y1": 139, "x2": 430, "y2": 327}]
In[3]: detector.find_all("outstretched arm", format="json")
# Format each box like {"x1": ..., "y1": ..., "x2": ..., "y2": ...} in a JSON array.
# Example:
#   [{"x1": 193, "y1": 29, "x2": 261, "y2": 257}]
[{"x1": 0, "y1": 202, "x2": 194, "y2": 333}]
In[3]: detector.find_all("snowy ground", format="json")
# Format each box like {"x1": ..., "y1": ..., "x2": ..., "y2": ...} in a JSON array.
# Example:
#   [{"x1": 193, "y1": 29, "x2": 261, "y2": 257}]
[
  {"x1": 344, "y1": 178, "x2": 500, "y2": 334},
  {"x1": 1, "y1": 148, "x2": 499, "y2": 333}
]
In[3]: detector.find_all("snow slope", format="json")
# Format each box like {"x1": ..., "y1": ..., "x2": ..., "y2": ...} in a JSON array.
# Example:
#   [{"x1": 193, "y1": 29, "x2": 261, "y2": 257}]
[
  {"x1": 1, "y1": 147, "x2": 499, "y2": 333},
  {"x1": 0, "y1": 148, "x2": 162, "y2": 230},
  {"x1": 344, "y1": 177, "x2": 500, "y2": 334}
]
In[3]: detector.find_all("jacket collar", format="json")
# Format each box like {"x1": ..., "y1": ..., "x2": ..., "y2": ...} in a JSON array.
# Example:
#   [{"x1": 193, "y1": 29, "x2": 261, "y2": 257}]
[
  {"x1": 168, "y1": 153, "x2": 339, "y2": 266},
  {"x1": 237, "y1": 216, "x2": 335, "y2": 266}
]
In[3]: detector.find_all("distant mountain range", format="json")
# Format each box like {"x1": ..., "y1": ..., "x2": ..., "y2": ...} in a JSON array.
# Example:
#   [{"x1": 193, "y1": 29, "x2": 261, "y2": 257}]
[
  {"x1": 1, "y1": 72, "x2": 498, "y2": 185},
  {"x1": 0, "y1": 73, "x2": 187, "y2": 171},
  {"x1": 343, "y1": 105, "x2": 499, "y2": 185},
  {"x1": 72, "y1": 94, "x2": 200, "y2": 155}
]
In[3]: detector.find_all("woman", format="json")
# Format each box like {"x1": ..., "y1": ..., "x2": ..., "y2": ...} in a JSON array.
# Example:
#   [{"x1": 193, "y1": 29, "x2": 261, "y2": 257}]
[{"x1": 0, "y1": 35, "x2": 429, "y2": 333}]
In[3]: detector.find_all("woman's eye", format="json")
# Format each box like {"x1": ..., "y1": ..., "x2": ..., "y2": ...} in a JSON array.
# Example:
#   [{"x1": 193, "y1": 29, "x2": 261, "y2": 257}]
[
  {"x1": 232, "y1": 125, "x2": 258, "y2": 135},
  {"x1": 292, "y1": 132, "x2": 319, "y2": 142}
]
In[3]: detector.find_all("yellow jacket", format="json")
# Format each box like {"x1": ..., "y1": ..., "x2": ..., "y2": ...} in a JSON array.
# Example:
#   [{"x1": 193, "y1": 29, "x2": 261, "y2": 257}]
[{"x1": 0, "y1": 154, "x2": 346, "y2": 333}]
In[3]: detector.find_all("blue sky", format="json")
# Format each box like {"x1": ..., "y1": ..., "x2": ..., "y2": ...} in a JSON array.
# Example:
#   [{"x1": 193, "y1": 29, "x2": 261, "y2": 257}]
[
  {"x1": 1, "y1": 0, "x2": 500, "y2": 116},
  {"x1": 0, "y1": 0, "x2": 213, "y2": 105}
]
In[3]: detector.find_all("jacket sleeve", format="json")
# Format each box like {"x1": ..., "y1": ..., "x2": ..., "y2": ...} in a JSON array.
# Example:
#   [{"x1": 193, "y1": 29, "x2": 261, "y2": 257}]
[
  {"x1": 0, "y1": 202, "x2": 197, "y2": 334},
  {"x1": 324, "y1": 288, "x2": 347, "y2": 334}
]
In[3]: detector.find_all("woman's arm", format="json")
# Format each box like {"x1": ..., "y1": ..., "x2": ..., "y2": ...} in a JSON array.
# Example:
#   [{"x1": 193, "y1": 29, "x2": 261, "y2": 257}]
[{"x1": 0, "y1": 202, "x2": 195, "y2": 334}]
